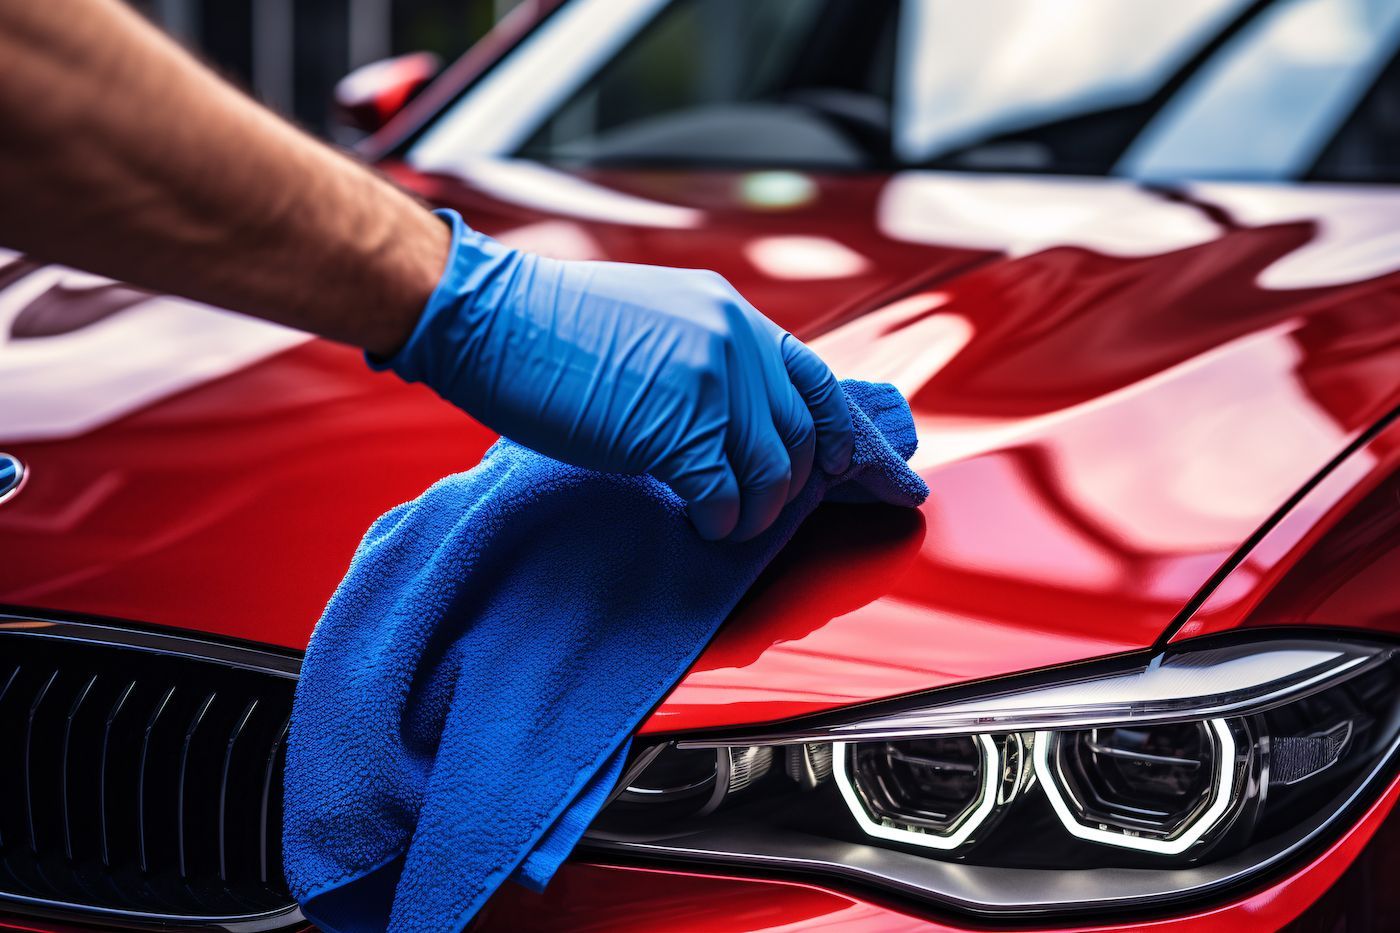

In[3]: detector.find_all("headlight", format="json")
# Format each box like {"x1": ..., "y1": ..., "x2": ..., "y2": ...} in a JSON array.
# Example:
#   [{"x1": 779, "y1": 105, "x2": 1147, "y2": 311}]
[
  {"x1": 1034, "y1": 717, "x2": 1248, "y2": 855},
  {"x1": 835, "y1": 733, "x2": 1005, "y2": 849},
  {"x1": 584, "y1": 635, "x2": 1399, "y2": 917}
]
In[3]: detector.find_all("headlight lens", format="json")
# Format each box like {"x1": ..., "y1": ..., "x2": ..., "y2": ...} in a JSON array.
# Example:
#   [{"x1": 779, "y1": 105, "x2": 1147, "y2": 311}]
[
  {"x1": 1035, "y1": 718, "x2": 1245, "y2": 855},
  {"x1": 585, "y1": 636, "x2": 1399, "y2": 916},
  {"x1": 836, "y1": 734, "x2": 1003, "y2": 849}
]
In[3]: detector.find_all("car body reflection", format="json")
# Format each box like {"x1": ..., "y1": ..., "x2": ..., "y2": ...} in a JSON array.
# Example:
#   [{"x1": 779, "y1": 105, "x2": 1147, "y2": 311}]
[{"x1": 4, "y1": 166, "x2": 1397, "y2": 737}]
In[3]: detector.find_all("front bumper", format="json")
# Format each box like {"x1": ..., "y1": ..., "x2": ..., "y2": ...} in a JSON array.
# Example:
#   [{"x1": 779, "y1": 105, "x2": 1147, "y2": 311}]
[{"x1": 0, "y1": 766, "x2": 1392, "y2": 933}]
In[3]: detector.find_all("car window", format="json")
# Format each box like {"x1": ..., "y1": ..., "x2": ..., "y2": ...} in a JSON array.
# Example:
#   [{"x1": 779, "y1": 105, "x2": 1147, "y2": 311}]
[
  {"x1": 515, "y1": 0, "x2": 899, "y2": 168},
  {"x1": 409, "y1": 0, "x2": 1400, "y2": 184},
  {"x1": 1115, "y1": 0, "x2": 1400, "y2": 182},
  {"x1": 894, "y1": 0, "x2": 1254, "y2": 172},
  {"x1": 1310, "y1": 47, "x2": 1400, "y2": 182}
]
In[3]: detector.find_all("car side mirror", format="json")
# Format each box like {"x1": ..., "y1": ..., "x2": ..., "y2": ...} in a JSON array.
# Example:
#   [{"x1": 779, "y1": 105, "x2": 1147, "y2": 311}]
[{"x1": 333, "y1": 51, "x2": 442, "y2": 134}]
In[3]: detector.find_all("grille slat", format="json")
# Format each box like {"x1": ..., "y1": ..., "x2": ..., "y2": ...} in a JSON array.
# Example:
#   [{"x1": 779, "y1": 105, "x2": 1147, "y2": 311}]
[
  {"x1": 219, "y1": 698, "x2": 259, "y2": 883},
  {"x1": 98, "y1": 680, "x2": 136, "y2": 868},
  {"x1": 260, "y1": 720, "x2": 289, "y2": 886},
  {"x1": 176, "y1": 691, "x2": 217, "y2": 879},
  {"x1": 0, "y1": 665, "x2": 19, "y2": 848},
  {"x1": 137, "y1": 685, "x2": 176, "y2": 874},
  {"x1": 24, "y1": 670, "x2": 60, "y2": 852},
  {"x1": 60, "y1": 674, "x2": 99, "y2": 861},
  {"x1": 0, "y1": 617, "x2": 300, "y2": 925}
]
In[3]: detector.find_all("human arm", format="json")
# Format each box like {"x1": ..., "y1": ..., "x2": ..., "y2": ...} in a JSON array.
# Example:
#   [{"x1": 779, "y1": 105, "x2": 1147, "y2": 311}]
[
  {"x1": 0, "y1": 0, "x2": 444, "y2": 356},
  {"x1": 0, "y1": 0, "x2": 854, "y2": 539}
]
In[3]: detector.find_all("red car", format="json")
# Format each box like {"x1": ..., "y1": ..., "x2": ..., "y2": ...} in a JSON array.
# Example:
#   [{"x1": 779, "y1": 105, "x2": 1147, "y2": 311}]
[{"x1": 3, "y1": 0, "x2": 1400, "y2": 930}]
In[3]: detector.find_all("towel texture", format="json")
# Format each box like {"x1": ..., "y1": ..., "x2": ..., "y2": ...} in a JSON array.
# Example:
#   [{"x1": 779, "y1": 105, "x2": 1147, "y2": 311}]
[{"x1": 283, "y1": 380, "x2": 928, "y2": 933}]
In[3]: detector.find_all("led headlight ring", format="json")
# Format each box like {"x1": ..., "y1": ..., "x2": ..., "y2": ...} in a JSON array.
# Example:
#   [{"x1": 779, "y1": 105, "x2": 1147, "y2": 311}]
[
  {"x1": 834, "y1": 734, "x2": 1001, "y2": 851},
  {"x1": 1033, "y1": 718, "x2": 1237, "y2": 856}
]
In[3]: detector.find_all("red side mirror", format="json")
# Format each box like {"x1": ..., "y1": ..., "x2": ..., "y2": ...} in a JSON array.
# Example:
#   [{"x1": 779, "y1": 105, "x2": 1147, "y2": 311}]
[{"x1": 333, "y1": 51, "x2": 442, "y2": 134}]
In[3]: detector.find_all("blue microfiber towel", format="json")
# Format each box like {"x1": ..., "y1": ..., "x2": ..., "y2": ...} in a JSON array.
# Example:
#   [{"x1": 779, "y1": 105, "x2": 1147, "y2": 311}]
[{"x1": 283, "y1": 380, "x2": 929, "y2": 933}]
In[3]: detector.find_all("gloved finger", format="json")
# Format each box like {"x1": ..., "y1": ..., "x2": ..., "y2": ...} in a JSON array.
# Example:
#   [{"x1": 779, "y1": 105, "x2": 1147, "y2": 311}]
[
  {"x1": 651, "y1": 440, "x2": 741, "y2": 541},
  {"x1": 768, "y1": 380, "x2": 816, "y2": 504},
  {"x1": 781, "y1": 412, "x2": 816, "y2": 503},
  {"x1": 726, "y1": 408, "x2": 793, "y2": 542},
  {"x1": 781, "y1": 334, "x2": 853, "y2": 475}
]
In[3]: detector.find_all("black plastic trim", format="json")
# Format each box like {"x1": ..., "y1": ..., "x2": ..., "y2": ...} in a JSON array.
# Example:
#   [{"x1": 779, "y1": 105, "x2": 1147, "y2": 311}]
[{"x1": 0, "y1": 613, "x2": 304, "y2": 932}]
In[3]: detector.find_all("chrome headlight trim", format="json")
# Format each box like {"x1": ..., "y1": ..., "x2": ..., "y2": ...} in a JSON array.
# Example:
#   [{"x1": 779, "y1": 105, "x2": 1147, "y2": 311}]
[
  {"x1": 678, "y1": 639, "x2": 1390, "y2": 749},
  {"x1": 833, "y1": 734, "x2": 1000, "y2": 851}
]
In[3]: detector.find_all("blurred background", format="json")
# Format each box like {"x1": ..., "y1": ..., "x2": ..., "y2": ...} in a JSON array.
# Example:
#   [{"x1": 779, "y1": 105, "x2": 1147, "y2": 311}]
[
  {"x1": 126, "y1": 0, "x2": 522, "y2": 134},
  {"x1": 116, "y1": 0, "x2": 1400, "y2": 183}
]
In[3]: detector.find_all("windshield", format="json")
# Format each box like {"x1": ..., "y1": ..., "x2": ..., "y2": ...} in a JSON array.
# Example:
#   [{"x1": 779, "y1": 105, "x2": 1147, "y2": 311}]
[
  {"x1": 409, "y1": 0, "x2": 1400, "y2": 183},
  {"x1": 517, "y1": 0, "x2": 897, "y2": 168}
]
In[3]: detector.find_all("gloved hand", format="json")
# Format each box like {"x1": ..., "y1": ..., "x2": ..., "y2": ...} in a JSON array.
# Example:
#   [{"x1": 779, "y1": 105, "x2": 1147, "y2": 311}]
[{"x1": 374, "y1": 209, "x2": 853, "y2": 541}]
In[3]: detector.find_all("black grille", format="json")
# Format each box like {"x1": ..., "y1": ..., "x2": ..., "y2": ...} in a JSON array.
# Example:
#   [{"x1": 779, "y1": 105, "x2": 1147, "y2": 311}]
[{"x1": 0, "y1": 617, "x2": 300, "y2": 926}]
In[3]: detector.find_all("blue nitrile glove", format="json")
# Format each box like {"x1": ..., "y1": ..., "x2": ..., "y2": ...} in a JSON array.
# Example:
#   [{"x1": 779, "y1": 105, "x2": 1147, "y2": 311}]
[{"x1": 373, "y1": 209, "x2": 853, "y2": 541}]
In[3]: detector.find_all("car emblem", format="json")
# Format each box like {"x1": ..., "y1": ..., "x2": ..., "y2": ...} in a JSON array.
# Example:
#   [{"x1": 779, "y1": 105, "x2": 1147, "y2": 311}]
[{"x1": 0, "y1": 453, "x2": 24, "y2": 504}]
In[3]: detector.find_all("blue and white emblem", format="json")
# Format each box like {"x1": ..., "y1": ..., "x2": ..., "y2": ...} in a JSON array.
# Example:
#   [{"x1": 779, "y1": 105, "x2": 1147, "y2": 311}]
[{"x1": 0, "y1": 453, "x2": 23, "y2": 503}]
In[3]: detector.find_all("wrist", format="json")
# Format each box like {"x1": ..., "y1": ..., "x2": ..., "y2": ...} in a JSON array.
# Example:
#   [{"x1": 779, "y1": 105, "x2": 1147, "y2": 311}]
[
  {"x1": 367, "y1": 209, "x2": 521, "y2": 387},
  {"x1": 363, "y1": 207, "x2": 453, "y2": 358}
]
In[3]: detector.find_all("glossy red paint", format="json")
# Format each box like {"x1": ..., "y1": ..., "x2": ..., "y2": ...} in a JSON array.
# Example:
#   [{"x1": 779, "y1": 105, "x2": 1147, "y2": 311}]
[
  {"x1": 0, "y1": 339, "x2": 497, "y2": 645},
  {"x1": 1171, "y1": 415, "x2": 1400, "y2": 643},
  {"x1": 473, "y1": 772, "x2": 1400, "y2": 932},
  {"x1": 3, "y1": 171, "x2": 1400, "y2": 737},
  {"x1": 1, "y1": 65, "x2": 1399, "y2": 933},
  {"x1": 0, "y1": 9, "x2": 1396, "y2": 933}
]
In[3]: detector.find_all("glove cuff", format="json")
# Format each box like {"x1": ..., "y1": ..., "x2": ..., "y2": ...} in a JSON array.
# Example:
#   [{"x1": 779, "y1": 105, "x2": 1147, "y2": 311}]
[{"x1": 365, "y1": 208, "x2": 516, "y2": 387}]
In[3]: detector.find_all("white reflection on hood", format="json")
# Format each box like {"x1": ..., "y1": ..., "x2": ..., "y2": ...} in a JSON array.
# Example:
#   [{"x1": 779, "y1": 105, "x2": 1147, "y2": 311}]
[
  {"x1": 878, "y1": 172, "x2": 1222, "y2": 257},
  {"x1": 0, "y1": 254, "x2": 307, "y2": 443}
]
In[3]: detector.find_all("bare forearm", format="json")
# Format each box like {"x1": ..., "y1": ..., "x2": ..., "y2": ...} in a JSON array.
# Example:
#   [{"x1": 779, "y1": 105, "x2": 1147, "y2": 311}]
[{"x1": 0, "y1": 0, "x2": 446, "y2": 355}]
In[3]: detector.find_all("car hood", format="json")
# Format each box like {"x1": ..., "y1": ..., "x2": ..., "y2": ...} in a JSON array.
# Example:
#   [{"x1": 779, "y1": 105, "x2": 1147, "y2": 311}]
[{"x1": 2, "y1": 164, "x2": 1399, "y2": 735}]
